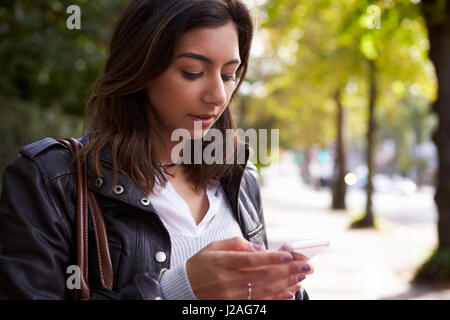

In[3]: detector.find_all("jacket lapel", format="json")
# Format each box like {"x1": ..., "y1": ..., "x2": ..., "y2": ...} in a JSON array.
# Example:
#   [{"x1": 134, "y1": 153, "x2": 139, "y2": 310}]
[{"x1": 83, "y1": 135, "x2": 257, "y2": 236}]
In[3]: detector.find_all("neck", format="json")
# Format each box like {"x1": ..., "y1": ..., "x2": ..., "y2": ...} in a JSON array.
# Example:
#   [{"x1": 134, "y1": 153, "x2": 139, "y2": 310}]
[
  {"x1": 158, "y1": 145, "x2": 180, "y2": 166},
  {"x1": 152, "y1": 129, "x2": 180, "y2": 165},
  {"x1": 152, "y1": 138, "x2": 181, "y2": 178}
]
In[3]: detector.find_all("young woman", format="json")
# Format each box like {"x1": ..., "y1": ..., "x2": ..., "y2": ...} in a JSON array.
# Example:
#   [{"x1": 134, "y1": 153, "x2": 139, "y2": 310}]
[{"x1": 0, "y1": 0, "x2": 313, "y2": 300}]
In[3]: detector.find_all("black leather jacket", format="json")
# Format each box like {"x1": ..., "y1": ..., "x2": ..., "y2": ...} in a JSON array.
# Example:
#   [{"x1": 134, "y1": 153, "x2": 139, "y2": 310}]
[{"x1": 0, "y1": 135, "x2": 308, "y2": 300}]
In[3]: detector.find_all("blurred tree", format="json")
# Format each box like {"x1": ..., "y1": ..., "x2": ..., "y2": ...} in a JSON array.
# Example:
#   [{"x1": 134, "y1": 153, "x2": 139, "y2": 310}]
[
  {"x1": 378, "y1": 94, "x2": 436, "y2": 181},
  {"x1": 331, "y1": 89, "x2": 348, "y2": 210},
  {"x1": 0, "y1": 0, "x2": 125, "y2": 189},
  {"x1": 256, "y1": 0, "x2": 435, "y2": 226},
  {"x1": 413, "y1": 0, "x2": 450, "y2": 284}
]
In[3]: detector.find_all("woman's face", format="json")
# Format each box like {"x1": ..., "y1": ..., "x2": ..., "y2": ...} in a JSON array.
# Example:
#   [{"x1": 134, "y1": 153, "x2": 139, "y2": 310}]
[{"x1": 146, "y1": 21, "x2": 240, "y2": 141}]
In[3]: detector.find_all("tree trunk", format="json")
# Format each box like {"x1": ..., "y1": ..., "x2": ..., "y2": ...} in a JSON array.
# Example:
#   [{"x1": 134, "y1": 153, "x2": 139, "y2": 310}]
[
  {"x1": 422, "y1": 1, "x2": 450, "y2": 247},
  {"x1": 300, "y1": 149, "x2": 312, "y2": 185},
  {"x1": 355, "y1": 59, "x2": 377, "y2": 228},
  {"x1": 332, "y1": 90, "x2": 347, "y2": 210}
]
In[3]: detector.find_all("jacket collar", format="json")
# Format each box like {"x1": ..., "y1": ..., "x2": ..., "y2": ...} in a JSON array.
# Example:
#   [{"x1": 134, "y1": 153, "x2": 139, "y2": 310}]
[{"x1": 82, "y1": 134, "x2": 251, "y2": 229}]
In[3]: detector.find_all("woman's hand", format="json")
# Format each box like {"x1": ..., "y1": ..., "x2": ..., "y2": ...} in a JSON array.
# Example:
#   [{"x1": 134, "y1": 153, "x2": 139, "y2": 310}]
[
  {"x1": 186, "y1": 237, "x2": 313, "y2": 300},
  {"x1": 284, "y1": 252, "x2": 313, "y2": 299}
]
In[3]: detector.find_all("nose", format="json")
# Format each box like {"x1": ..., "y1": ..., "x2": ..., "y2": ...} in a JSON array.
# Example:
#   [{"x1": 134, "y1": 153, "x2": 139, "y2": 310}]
[{"x1": 202, "y1": 73, "x2": 228, "y2": 107}]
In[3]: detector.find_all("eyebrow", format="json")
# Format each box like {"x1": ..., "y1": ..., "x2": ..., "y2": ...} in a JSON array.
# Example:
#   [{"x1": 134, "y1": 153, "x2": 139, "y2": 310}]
[{"x1": 176, "y1": 52, "x2": 241, "y2": 66}]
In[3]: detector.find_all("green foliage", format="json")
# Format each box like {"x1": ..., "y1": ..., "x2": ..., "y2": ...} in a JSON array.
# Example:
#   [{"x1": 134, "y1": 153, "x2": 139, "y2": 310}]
[
  {"x1": 0, "y1": 98, "x2": 83, "y2": 192},
  {"x1": 0, "y1": 0, "x2": 125, "y2": 184},
  {"x1": 413, "y1": 246, "x2": 450, "y2": 285},
  {"x1": 378, "y1": 95, "x2": 437, "y2": 175},
  {"x1": 349, "y1": 211, "x2": 380, "y2": 229},
  {"x1": 240, "y1": 0, "x2": 436, "y2": 173},
  {"x1": 0, "y1": 0, "x2": 125, "y2": 115}
]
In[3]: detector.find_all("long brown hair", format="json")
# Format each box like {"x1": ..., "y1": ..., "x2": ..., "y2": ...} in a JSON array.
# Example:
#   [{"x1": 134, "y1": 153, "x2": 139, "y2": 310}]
[{"x1": 82, "y1": 0, "x2": 254, "y2": 195}]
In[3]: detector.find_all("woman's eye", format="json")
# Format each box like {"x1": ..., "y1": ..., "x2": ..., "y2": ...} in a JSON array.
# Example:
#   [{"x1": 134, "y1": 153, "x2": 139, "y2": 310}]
[
  {"x1": 182, "y1": 71, "x2": 203, "y2": 80},
  {"x1": 182, "y1": 71, "x2": 235, "y2": 82},
  {"x1": 222, "y1": 75, "x2": 236, "y2": 82}
]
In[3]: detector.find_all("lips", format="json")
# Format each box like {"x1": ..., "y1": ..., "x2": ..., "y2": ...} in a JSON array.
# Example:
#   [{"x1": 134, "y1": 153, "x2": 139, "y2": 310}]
[
  {"x1": 188, "y1": 113, "x2": 216, "y2": 127},
  {"x1": 189, "y1": 114, "x2": 216, "y2": 119}
]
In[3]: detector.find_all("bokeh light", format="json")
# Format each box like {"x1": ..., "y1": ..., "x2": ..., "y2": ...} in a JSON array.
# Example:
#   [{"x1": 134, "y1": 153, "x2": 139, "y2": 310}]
[{"x1": 344, "y1": 173, "x2": 358, "y2": 186}]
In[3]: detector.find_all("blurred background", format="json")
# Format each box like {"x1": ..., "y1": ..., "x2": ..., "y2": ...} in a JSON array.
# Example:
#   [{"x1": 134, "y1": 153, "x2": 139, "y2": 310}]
[{"x1": 0, "y1": 0, "x2": 449, "y2": 299}]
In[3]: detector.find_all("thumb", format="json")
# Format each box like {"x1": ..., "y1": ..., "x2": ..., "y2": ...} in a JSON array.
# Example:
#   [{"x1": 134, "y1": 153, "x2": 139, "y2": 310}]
[{"x1": 206, "y1": 237, "x2": 262, "y2": 252}]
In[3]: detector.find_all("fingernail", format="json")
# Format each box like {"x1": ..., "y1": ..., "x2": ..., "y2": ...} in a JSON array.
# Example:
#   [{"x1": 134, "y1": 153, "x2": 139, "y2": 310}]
[
  {"x1": 252, "y1": 243, "x2": 262, "y2": 251},
  {"x1": 301, "y1": 264, "x2": 311, "y2": 272},
  {"x1": 282, "y1": 254, "x2": 293, "y2": 262},
  {"x1": 297, "y1": 274, "x2": 306, "y2": 282}
]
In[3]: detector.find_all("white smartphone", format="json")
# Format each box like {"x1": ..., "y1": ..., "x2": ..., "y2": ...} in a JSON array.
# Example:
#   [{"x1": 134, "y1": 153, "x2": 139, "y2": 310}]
[{"x1": 278, "y1": 239, "x2": 329, "y2": 259}]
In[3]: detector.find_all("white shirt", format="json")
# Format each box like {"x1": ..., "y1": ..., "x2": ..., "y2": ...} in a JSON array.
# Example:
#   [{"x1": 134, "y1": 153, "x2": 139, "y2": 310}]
[
  {"x1": 147, "y1": 175, "x2": 243, "y2": 300},
  {"x1": 147, "y1": 178, "x2": 222, "y2": 237}
]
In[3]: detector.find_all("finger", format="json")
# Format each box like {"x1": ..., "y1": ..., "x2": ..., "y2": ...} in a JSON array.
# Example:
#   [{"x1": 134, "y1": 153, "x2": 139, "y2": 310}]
[
  {"x1": 234, "y1": 267, "x2": 304, "y2": 300},
  {"x1": 279, "y1": 247, "x2": 310, "y2": 261},
  {"x1": 300, "y1": 262, "x2": 314, "y2": 275},
  {"x1": 246, "y1": 284, "x2": 299, "y2": 300},
  {"x1": 226, "y1": 282, "x2": 294, "y2": 300},
  {"x1": 220, "y1": 270, "x2": 304, "y2": 300},
  {"x1": 252, "y1": 273, "x2": 305, "y2": 299},
  {"x1": 287, "y1": 282, "x2": 303, "y2": 295},
  {"x1": 291, "y1": 252, "x2": 310, "y2": 261},
  {"x1": 239, "y1": 260, "x2": 311, "y2": 285},
  {"x1": 206, "y1": 237, "x2": 262, "y2": 252},
  {"x1": 259, "y1": 290, "x2": 295, "y2": 300},
  {"x1": 218, "y1": 250, "x2": 294, "y2": 269},
  {"x1": 236, "y1": 260, "x2": 311, "y2": 299},
  {"x1": 281, "y1": 290, "x2": 296, "y2": 300}
]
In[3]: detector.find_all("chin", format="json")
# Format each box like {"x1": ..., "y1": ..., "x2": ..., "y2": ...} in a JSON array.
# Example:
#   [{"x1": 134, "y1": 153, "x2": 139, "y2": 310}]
[{"x1": 190, "y1": 128, "x2": 210, "y2": 140}]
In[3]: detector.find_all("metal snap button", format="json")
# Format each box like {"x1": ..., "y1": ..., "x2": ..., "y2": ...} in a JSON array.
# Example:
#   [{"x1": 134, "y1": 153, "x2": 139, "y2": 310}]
[
  {"x1": 113, "y1": 185, "x2": 124, "y2": 195},
  {"x1": 95, "y1": 177, "x2": 103, "y2": 188},
  {"x1": 140, "y1": 197, "x2": 150, "y2": 206},
  {"x1": 155, "y1": 251, "x2": 167, "y2": 263}
]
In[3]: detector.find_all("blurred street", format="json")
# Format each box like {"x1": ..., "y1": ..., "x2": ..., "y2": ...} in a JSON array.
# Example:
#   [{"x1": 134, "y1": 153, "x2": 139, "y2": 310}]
[{"x1": 261, "y1": 152, "x2": 450, "y2": 300}]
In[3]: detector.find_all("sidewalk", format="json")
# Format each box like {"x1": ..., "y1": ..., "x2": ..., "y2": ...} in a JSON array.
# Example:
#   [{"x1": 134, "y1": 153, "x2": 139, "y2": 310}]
[{"x1": 260, "y1": 163, "x2": 450, "y2": 300}]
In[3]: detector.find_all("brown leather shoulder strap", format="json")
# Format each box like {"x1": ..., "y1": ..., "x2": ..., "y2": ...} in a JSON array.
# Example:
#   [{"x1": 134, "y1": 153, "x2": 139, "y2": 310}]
[
  {"x1": 87, "y1": 191, "x2": 114, "y2": 290},
  {"x1": 58, "y1": 138, "x2": 114, "y2": 299}
]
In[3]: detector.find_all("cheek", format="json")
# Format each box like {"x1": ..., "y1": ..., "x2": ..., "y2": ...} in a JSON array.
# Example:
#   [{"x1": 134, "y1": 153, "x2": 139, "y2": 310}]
[
  {"x1": 148, "y1": 76, "x2": 196, "y2": 117},
  {"x1": 222, "y1": 85, "x2": 235, "y2": 109}
]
